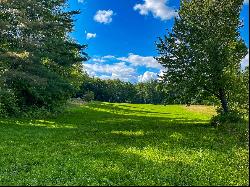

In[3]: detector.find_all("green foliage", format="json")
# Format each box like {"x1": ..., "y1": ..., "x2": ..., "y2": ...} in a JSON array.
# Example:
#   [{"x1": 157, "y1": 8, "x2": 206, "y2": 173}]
[
  {"x1": 82, "y1": 91, "x2": 95, "y2": 102},
  {"x1": 229, "y1": 66, "x2": 249, "y2": 116},
  {"x1": 0, "y1": 87, "x2": 20, "y2": 116},
  {"x1": 5, "y1": 66, "x2": 74, "y2": 106},
  {"x1": 0, "y1": 0, "x2": 88, "y2": 116},
  {"x1": 0, "y1": 102, "x2": 248, "y2": 185},
  {"x1": 77, "y1": 75, "x2": 220, "y2": 105},
  {"x1": 156, "y1": 0, "x2": 248, "y2": 114},
  {"x1": 76, "y1": 76, "x2": 168, "y2": 104},
  {"x1": 211, "y1": 110, "x2": 245, "y2": 127},
  {"x1": 134, "y1": 80, "x2": 166, "y2": 104}
]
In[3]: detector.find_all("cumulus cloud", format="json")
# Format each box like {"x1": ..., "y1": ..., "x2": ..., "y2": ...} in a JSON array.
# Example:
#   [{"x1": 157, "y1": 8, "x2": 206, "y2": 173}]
[
  {"x1": 84, "y1": 53, "x2": 164, "y2": 82},
  {"x1": 157, "y1": 69, "x2": 165, "y2": 81},
  {"x1": 241, "y1": 50, "x2": 249, "y2": 70},
  {"x1": 134, "y1": 0, "x2": 177, "y2": 21},
  {"x1": 90, "y1": 55, "x2": 116, "y2": 63},
  {"x1": 103, "y1": 55, "x2": 116, "y2": 59},
  {"x1": 92, "y1": 58, "x2": 106, "y2": 63},
  {"x1": 86, "y1": 33, "x2": 96, "y2": 39},
  {"x1": 84, "y1": 62, "x2": 137, "y2": 82},
  {"x1": 94, "y1": 10, "x2": 114, "y2": 24},
  {"x1": 244, "y1": 0, "x2": 249, "y2": 5},
  {"x1": 138, "y1": 71, "x2": 158, "y2": 82},
  {"x1": 118, "y1": 53, "x2": 163, "y2": 69}
]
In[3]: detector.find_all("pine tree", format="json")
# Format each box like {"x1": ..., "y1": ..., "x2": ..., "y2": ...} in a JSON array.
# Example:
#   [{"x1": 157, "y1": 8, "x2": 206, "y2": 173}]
[{"x1": 0, "y1": 0, "x2": 88, "y2": 115}]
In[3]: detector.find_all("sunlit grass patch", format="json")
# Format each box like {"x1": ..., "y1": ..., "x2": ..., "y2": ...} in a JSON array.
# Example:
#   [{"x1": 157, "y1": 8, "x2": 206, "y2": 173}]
[
  {"x1": 111, "y1": 130, "x2": 144, "y2": 136},
  {"x1": 184, "y1": 105, "x2": 217, "y2": 116},
  {"x1": 0, "y1": 102, "x2": 248, "y2": 186},
  {"x1": 119, "y1": 146, "x2": 195, "y2": 164},
  {"x1": 169, "y1": 132, "x2": 184, "y2": 140},
  {"x1": 33, "y1": 120, "x2": 76, "y2": 129},
  {"x1": 0, "y1": 119, "x2": 76, "y2": 129}
]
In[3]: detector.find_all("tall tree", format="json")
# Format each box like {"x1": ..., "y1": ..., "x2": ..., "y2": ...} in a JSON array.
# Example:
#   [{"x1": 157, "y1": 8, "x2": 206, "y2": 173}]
[
  {"x1": 0, "y1": 0, "x2": 88, "y2": 115},
  {"x1": 156, "y1": 0, "x2": 248, "y2": 114}
]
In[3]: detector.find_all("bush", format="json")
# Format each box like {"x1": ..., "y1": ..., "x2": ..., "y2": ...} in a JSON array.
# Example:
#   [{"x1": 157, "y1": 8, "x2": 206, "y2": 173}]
[
  {"x1": 82, "y1": 91, "x2": 95, "y2": 102},
  {"x1": 1, "y1": 67, "x2": 76, "y2": 117},
  {"x1": 211, "y1": 109, "x2": 245, "y2": 127},
  {"x1": 21, "y1": 105, "x2": 66, "y2": 118},
  {"x1": 0, "y1": 88, "x2": 20, "y2": 117}
]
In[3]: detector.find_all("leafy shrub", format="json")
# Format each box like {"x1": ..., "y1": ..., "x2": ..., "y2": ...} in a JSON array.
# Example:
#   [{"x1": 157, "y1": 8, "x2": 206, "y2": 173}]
[
  {"x1": 21, "y1": 105, "x2": 66, "y2": 118},
  {"x1": 0, "y1": 88, "x2": 20, "y2": 117},
  {"x1": 82, "y1": 91, "x2": 95, "y2": 102},
  {"x1": 211, "y1": 109, "x2": 245, "y2": 127},
  {"x1": 1, "y1": 67, "x2": 75, "y2": 116}
]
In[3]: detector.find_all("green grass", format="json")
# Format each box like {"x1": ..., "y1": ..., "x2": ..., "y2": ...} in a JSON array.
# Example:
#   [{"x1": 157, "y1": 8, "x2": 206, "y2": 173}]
[{"x1": 0, "y1": 102, "x2": 248, "y2": 186}]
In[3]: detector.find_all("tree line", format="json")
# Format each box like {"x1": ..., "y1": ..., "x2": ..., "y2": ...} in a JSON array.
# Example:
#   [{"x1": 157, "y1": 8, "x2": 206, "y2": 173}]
[
  {"x1": 75, "y1": 77, "x2": 166, "y2": 104},
  {"x1": 75, "y1": 76, "x2": 221, "y2": 105}
]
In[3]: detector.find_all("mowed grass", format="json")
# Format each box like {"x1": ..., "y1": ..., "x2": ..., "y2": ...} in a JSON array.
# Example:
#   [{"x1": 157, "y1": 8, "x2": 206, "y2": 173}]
[{"x1": 0, "y1": 102, "x2": 248, "y2": 186}]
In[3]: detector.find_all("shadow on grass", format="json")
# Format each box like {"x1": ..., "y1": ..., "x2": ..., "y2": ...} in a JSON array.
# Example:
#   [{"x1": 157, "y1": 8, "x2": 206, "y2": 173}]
[
  {"x1": 86, "y1": 102, "x2": 182, "y2": 116},
  {"x1": 0, "y1": 102, "x2": 248, "y2": 185},
  {"x1": 0, "y1": 102, "x2": 246, "y2": 153}
]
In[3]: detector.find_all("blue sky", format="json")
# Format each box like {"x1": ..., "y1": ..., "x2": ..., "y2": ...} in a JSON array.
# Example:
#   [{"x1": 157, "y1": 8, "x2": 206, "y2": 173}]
[{"x1": 68, "y1": 0, "x2": 249, "y2": 83}]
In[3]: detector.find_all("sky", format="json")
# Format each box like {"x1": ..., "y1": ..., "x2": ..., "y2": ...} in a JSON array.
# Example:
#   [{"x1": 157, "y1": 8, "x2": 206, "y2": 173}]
[{"x1": 68, "y1": 0, "x2": 249, "y2": 83}]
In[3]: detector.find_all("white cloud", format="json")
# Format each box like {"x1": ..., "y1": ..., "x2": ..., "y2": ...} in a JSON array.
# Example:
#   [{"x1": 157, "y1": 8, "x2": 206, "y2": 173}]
[
  {"x1": 92, "y1": 58, "x2": 106, "y2": 63},
  {"x1": 138, "y1": 71, "x2": 158, "y2": 82},
  {"x1": 98, "y1": 75, "x2": 112, "y2": 80},
  {"x1": 103, "y1": 55, "x2": 116, "y2": 59},
  {"x1": 94, "y1": 10, "x2": 114, "y2": 24},
  {"x1": 157, "y1": 69, "x2": 165, "y2": 81},
  {"x1": 91, "y1": 55, "x2": 116, "y2": 63},
  {"x1": 241, "y1": 50, "x2": 249, "y2": 70},
  {"x1": 85, "y1": 68, "x2": 96, "y2": 77},
  {"x1": 244, "y1": 0, "x2": 249, "y2": 5},
  {"x1": 134, "y1": 0, "x2": 177, "y2": 21},
  {"x1": 86, "y1": 33, "x2": 96, "y2": 39},
  {"x1": 84, "y1": 53, "x2": 164, "y2": 82},
  {"x1": 118, "y1": 53, "x2": 163, "y2": 69},
  {"x1": 84, "y1": 62, "x2": 137, "y2": 82}
]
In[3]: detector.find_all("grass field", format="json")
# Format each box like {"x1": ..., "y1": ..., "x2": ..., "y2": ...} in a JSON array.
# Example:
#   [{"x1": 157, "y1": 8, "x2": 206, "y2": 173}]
[{"x1": 0, "y1": 102, "x2": 248, "y2": 186}]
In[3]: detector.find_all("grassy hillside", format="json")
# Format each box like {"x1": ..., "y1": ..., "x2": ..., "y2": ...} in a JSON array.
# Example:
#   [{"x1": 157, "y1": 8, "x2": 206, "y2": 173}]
[{"x1": 0, "y1": 102, "x2": 248, "y2": 186}]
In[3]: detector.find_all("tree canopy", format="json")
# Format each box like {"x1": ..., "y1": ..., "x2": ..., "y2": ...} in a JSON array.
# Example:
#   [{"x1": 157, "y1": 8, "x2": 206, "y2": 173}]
[
  {"x1": 75, "y1": 76, "x2": 215, "y2": 105},
  {"x1": 156, "y1": 0, "x2": 248, "y2": 114},
  {"x1": 0, "y1": 0, "x2": 88, "y2": 116}
]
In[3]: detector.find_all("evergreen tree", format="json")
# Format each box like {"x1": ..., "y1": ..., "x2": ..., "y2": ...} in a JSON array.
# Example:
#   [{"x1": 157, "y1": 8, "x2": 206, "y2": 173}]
[{"x1": 0, "y1": 0, "x2": 88, "y2": 115}]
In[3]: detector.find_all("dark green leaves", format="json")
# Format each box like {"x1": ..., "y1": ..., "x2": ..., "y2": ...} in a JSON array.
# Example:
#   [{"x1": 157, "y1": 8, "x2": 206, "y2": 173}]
[
  {"x1": 0, "y1": 0, "x2": 88, "y2": 116},
  {"x1": 156, "y1": 0, "x2": 248, "y2": 114}
]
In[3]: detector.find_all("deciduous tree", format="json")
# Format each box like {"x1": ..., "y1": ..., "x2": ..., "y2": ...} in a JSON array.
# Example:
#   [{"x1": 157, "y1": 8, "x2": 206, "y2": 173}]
[{"x1": 156, "y1": 0, "x2": 248, "y2": 114}]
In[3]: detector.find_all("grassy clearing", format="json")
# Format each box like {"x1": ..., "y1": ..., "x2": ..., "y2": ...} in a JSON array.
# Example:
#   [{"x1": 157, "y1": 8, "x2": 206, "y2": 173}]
[{"x1": 0, "y1": 102, "x2": 248, "y2": 186}]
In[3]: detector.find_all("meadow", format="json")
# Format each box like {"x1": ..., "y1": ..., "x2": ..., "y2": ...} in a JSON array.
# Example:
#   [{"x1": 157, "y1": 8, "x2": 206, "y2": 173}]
[{"x1": 0, "y1": 102, "x2": 248, "y2": 186}]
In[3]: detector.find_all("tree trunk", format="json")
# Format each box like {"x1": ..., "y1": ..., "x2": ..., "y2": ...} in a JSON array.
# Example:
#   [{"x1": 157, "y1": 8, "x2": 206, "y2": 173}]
[{"x1": 219, "y1": 88, "x2": 229, "y2": 113}]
